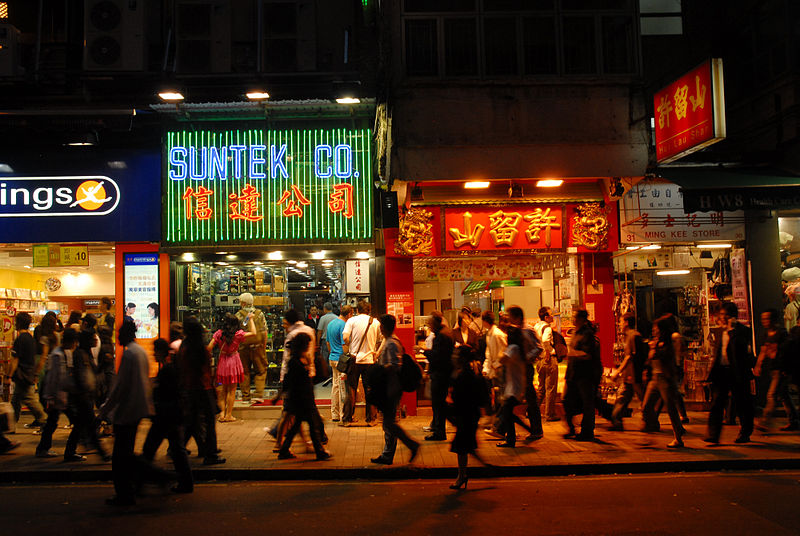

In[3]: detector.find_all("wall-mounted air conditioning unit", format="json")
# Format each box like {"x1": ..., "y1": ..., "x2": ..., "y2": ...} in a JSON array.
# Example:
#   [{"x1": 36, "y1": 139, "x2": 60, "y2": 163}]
[
  {"x1": 0, "y1": 23, "x2": 22, "y2": 77},
  {"x1": 176, "y1": 0, "x2": 231, "y2": 73},
  {"x1": 84, "y1": 0, "x2": 146, "y2": 71}
]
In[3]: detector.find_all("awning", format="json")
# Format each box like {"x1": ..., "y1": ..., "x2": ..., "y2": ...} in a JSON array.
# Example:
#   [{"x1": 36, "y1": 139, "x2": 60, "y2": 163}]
[
  {"x1": 488, "y1": 279, "x2": 523, "y2": 289},
  {"x1": 656, "y1": 166, "x2": 800, "y2": 212},
  {"x1": 462, "y1": 280, "x2": 489, "y2": 295}
]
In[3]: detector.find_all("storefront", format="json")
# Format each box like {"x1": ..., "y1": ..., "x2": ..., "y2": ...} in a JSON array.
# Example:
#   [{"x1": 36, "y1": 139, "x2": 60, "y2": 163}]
[
  {"x1": 162, "y1": 124, "x2": 376, "y2": 400},
  {"x1": 615, "y1": 178, "x2": 748, "y2": 407},
  {"x1": 0, "y1": 147, "x2": 164, "y2": 388},
  {"x1": 382, "y1": 180, "x2": 621, "y2": 408}
]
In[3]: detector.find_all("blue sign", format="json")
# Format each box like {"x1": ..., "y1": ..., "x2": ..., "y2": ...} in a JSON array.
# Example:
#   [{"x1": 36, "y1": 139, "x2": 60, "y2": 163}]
[
  {"x1": 0, "y1": 150, "x2": 160, "y2": 243},
  {"x1": 124, "y1": 254, "x2": 158, "y2": 265}
]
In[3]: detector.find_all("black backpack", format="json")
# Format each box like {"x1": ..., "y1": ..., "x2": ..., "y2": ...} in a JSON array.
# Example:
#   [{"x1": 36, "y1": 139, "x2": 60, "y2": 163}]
[
  {"x1": 399, "y1": 352, "x2": 423, "y2": 392},
  {"x1": 632, "y1": 333, "x2": 649, "y2": 384}
]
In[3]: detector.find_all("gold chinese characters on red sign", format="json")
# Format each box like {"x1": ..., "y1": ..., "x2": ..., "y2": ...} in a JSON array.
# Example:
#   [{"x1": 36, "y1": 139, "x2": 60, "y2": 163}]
[{"x1": 444, "y1": 206, "x2": 563, "y2": 252}]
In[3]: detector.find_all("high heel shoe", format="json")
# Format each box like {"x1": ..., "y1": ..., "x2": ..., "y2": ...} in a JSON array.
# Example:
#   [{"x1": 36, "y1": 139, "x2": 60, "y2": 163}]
[{"x1": 449, "y1": 476, "x2": 468, "y2": 490}]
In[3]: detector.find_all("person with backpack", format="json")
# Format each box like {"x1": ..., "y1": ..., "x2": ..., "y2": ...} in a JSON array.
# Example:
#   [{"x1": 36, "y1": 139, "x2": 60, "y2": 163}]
[
  {"x1": 506, "y1": 305, "x2": 544, "y2": 442},
  {"x1": 533, "y1": 307, "x2": 559, "y2": 422},
  {"x1": 35, "y1": 328, "x2": 80, "y2": 458},
  {"x1": 610, "y1": 312, "x2": 648, "y2": 430},
  {"x1": 563, "y1": 309, "x2": 603, "y2": 441},
  {"x1": 370, "y1": 314, "x2": 420, "y2": 465}
]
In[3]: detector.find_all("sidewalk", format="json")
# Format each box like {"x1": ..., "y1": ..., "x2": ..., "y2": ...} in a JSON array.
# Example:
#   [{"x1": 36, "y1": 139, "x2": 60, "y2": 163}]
[{"x1": 2, "y1": 408, "x2": 800, "y2": 483}]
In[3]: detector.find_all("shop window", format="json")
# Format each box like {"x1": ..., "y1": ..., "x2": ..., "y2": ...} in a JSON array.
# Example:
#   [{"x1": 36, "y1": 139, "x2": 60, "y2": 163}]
[
  {"x1": 444, "y1": 18, "x2": 479, "y2": 76},
  {"x1": 405, "y1": 19, "x2": 439, "y2": 76},
  {"x1": 484, "y1": 17, "x2": 518, "y2": 76},
  {"x1": 563, "y1": 16, "x2": 596, "y2": 74},
  {"x1": 523, "y1": 16, "x2": 557, "y2": 75}
]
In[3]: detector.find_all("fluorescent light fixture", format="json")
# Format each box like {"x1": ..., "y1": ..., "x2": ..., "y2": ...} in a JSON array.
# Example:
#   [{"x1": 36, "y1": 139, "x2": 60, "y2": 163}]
[
  {"x1": 336, "y1": 97, "x2": 360, "y2": 104},
  {"x1": 252, "y1": 261, "x2": 263, "y2": 265},
  {"x1": 642, "y1": 244, "x2": 661, "y2": 250},
  {"x1": 311, "y1": 251, "x2": 325, "y2": 260},
  {"x1": 216, "y1": 262, "x2": 228, "y2": 266},
  {"x1": 297, "y1": 261, "x2": 308, "y2": 268},
  {"x1": 625, "y1": 246, "x2": 641, "y2": 250},
  {"x1": 464, "y1": 181, "x2": 490, "y2": 189},
  {"x1": 287, "y1": 260, "x2": 297, "y2": 265},
  {"x1": 696, "y1": 244, "x2": 732, "y2": 249},
  {"x1": 356, "y1": 251, "x2": 370, "y2": 259},
  {"x1": 536, "y1": 179, "x2": 563, "y2": 188},
  {"x1": 216, "y1": 251, "x2": 228, "y2": 255},
  {"x1": 181, "y1": 252, "x2": 195, "y2": 261},
  {"x1": 158, "y1": 91, "x2": 184, "y2": 102},
  {"x1": 246, "y1": 91, "x2": 270, "y2": 100},
  {"x1": 225, "y1": 254, "x2": 238, "y2": 260},
  {"x1": 268, "y1": 251, "x2": 283, "y2": 260},
  {"x1": 656, "y1": 269, "x2": 691, "y2": 276}
]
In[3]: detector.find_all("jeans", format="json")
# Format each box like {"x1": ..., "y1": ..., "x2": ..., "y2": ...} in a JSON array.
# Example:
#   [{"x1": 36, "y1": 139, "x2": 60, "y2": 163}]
[
  {"x1": 430, "y1": 372, "x2": 449, "y2": 437},
  {"x1": 642, "y1": 374, "x2": 683, "y2": 438},
  {"x1": 499, "y1": 396, "x2": 531, "y2": 446},
  {"x1": 762, "y1": 370, "x2": 799, "y2": 427},
  {"x1": 343, "y1": 363, "x2": 377, "y2": 424},
  {"x1": 143, "y1": 417, "x2": 193, "y2": 491},
  {"x1": 536, "y1": 357, "x2": 559, "y2": 420},
  {"x1": 525, "y1": 363, "x2": 544, "y2": 435},
  {"x1": 329, "y1": 360, "x2": 345, "y2": 421},
  {"x1": 707, "y1": 367, "x2": 755, "y2": 441},
  {"x1": 563, "y1": 377, "x2": 597, "y2": 437},
  {"x1": 380, "y1": 396, "x2": 418, "y2": 461},
  {"x1": 611, "y1": 382, "x2": 645, "y2": 427},
  {"x1": 11, "y1": 379, "x2": 46, "y2": 425}
]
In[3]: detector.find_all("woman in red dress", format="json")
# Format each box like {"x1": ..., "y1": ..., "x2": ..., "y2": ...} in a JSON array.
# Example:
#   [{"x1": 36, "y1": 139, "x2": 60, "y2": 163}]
[{"x1": 208, "y1": 313, "x2": 256, "y2": 422}]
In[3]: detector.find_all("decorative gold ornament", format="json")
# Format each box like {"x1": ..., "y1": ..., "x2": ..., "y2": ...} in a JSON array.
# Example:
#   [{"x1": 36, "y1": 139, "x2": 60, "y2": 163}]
[
  {"x1": 395, "y1": 207, "x2": 434, "y2": 256},
  {"x1": 571, "y1": 202, "x2": 610, "y2": 250}
]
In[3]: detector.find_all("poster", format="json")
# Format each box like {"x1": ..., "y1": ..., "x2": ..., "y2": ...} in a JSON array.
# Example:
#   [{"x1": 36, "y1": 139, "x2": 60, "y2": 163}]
[
  {"x1": 387, "y1": 291, "x2": 414, "y2": 327},
  {"x1": 730, "y1": 248, "x2": 750, "y2": 326},
  {"x1": 123, "y1": 253, "x2": 160, "y2": 339},
  {"x1": 346, "y1": 259, "x2": 370, "y2": 294}
]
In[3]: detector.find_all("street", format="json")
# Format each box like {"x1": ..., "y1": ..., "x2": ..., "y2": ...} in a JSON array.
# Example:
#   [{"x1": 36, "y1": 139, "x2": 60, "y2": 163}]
[{"x1": 2, "y1": 471, "x2": 800, "y2": 535}]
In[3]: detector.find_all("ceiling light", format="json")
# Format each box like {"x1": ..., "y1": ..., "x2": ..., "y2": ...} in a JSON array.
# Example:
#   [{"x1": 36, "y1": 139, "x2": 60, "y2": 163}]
[
  {"x1": 356, "y1": 251, "x2": 370, "y2": 259},
  {"x1": 336, "y1": 97, "x2": 360, "y2": 104},
  {"x1": 246, "y1": 91, "x2": 270, "y2": 100},
  {"x1": 656, "y1": 269, "x2": 691, "y2": 276},
  {"x1": 268, "y1": 251, "x2": 283, "y2": 260},
  {"x1": 23, "y1": 265, "x2": 30, "y2": 269},
  {"x1": 625, "y1": 246, "x2": 641, "y2": 250},
  {"x1": 66, "y1": 132, "x2": 98, "y2": 147},
  {"x1": 158, "y1": 91, "x2": 184, "y2": 102},
  {"x1": 109, "y1": 264, "x2": 114, "y2": 268},
  {"x1": 181, "y1": 252, "x2": 195, "y2": 261},
  {"x1": 536, "y1": 179, "x2": 563, "y2": 188},
  {"x1": 287, "y1": 260, "x2": 297, "y2": 264},
  {"x1": 297, "y1": 262, "x2": 308, "y2": 268},
  {"x1": 642, "y1": 244, "x2": 661, "y2": 250},
  {"x1": 226, "y1": 254, "x2": 238, "y2": 260},
  {"x1": 696, "y1": 244, "x2": 732, "y2": 249},
  {"x1": 464, "y1": 181, "x2": 490, "y2": 189},
  {"x1": 216, "y1": 251, "x2": 228, "y2": 255},
  {"x1": 252, "y1": 261, "x2": 263, "y2": 265},
  {"x1": 216, "y1": 262, "x2": 228, "y2": 266},
  {"x1": 311, "y1": 251, "x2": 325, "y2": 260}
]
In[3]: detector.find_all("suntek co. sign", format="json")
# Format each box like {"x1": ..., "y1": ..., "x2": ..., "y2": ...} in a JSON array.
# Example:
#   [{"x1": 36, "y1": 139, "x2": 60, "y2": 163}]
[{"x1": 0, "y1": 176, "x2": 120, "y2": 217}]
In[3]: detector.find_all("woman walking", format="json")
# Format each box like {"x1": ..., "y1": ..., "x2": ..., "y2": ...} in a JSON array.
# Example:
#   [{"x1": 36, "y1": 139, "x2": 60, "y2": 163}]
[
  {"x1": 641, "y1": 315, "x2": 685, "y2": 448},
  {"x1": 448, "y1": 345, "x2": 490, "y2": 489},
  {"x1": 208, "y1": 313, "x2": 256, "y2": 422}
]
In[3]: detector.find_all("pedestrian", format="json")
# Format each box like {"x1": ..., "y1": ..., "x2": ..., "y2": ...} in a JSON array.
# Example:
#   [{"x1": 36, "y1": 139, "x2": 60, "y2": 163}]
[
  {"x1": 99, "y1": 320, "x2": 155, "y2": 506},
  {"x1": 506, "y1": 306, "x2": 544, "y2": 442},
  {"x1": 704, "y1": 301, "x2": 755, "y2": 444},
  {"x1": 563, "y1": 310, "x2": 602, "y2": 441},
  {"x1": 653, "y1": 314, "x2": 690, "y2": 424},
  {"x1": 35, "y1": 328, "x2": 79, "y2": 458},
  {"x1": 481, "y1": 310, "x2": 507, "y2": 436},
  {"x1": 236, "y1": 293, "x2": 268, "y2": 402},
  {"x1": 423, "y1": 311, "x2": 454, "y2": 441},
  {"x1": 453, "y1": 306, "x2": 479, "y2": 350},
  {"x1": 342, "y1": 300, "x2": 381, "y2": 426},
  {"x1": 641, "y1": 315, "x2": 686, "y2": 448},
  {"x1": 177, "y1": 316, "x2": 225, "y2": 465},
  {"x1": 448, "y1": 345, "x2": 490, "y2": 489},
  {"x1": 533, "y1": 307, "x2": 559, "y2": 422},
  {"x1": 755, "y1": 309, "x2": 798, "y2": 432},
  {"x1": 370, "y1": 314, "x2": 420, "y2": 465},
  {"x1": 96, "y1": 297, "x2": 115, "y2": 330},
  {"x1": 95, "y1": 325, "x2": 116, "y2": 408},
  {"x1": 276, "y1": 332, "x2": 331, "y2": 461},
  {"x1": 326, "y1": 305, "x2": 353, "y2": 422},
  {"x1": 610, "y1": 312, "x2": 647, "y2": 430},
  {"x1": 208, "y1": 312, "x2": 257, "y2": 422},
  {"x1": 495, "y1": 326, "x2": 533, "y2": 448},
  {"x1": 10, "y1": 312, "x2": 47, "y2": 430},
  {"x1": 142, "y1": 338, "x2": 193, "y2": 494}
]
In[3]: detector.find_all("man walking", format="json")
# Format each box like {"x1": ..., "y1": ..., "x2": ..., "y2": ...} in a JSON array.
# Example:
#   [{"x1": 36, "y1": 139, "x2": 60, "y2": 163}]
[
  {"x1": 705, "y1": 301, "x2": 755, "y2": 444},
  {"x1": 423, "y1": 311, "x2": 454, "y2": 440},
  {"x1": 342, "y1": 300, "x2": 381, "y2": 426},
  {"x1": 236, "y1": 292, "x2": 268, "y2": 401},
  {"x1": 533, "y1": 307, "x2": 559, "y2": 422},
  {"x1": 506, "y1": 306, "x2": 544, "y2": 442},
  {"x1": 563, "y1": 310, "x2": 602, "y2": 441},
  {"x1": 326, "y1": 305, "x2": 352, "y2": 422},
  {"x1": 10, "y1": 312, "x2": 47, "y2": 430},
  {"x1": 609, "y1": 312, "x2": 647, "y2": 430}
]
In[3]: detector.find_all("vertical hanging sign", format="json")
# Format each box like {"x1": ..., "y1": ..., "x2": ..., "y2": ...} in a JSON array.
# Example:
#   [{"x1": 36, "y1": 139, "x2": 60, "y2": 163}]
[{"x1": 346, "y1": 259, "x2": 370, "y2": 294}]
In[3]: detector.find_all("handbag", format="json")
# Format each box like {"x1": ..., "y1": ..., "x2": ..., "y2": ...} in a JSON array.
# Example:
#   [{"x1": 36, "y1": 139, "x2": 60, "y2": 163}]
[{"x1": 337, "y1": 315, "x2": 372, "y2": 374}]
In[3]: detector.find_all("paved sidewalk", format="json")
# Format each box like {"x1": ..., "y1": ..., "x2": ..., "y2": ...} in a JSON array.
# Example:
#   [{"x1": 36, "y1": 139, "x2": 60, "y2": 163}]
[{"x1": 2, "y1": 409, "x2": 800, "y2": 482}]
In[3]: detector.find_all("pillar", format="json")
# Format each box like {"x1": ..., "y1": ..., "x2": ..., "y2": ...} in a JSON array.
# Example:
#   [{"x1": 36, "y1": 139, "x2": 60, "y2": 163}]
[{"x1": 745, "y1": 210, "x2": 783, "y2": 322}]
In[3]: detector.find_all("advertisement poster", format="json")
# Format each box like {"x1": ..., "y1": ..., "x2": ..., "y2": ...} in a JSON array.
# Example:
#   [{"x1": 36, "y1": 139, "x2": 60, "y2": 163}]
[
  {"x1": 387, "y1": 292, "x2": 414, "y2": 328},
  {"x1": 123, "y1": 253, "x2": 160, "y2": 339},
  {"x1": 730, "y1": 248, "x2": 751, "y2": 326},
  {"x1": 346, "y1": 260, "x2": 370, "y2": 294}
]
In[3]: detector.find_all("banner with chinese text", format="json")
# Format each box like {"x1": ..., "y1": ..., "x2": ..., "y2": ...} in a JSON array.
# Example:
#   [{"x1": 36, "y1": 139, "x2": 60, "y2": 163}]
[
  {"x1": 619, "y1": 181, "x2": 744, "y2": 243},
  {"x1": 164, "y1": 128, "x2": 373, "y2": 246},
  {"x1": 444, "y1": 206, "x2": 564, "y2": 253}
]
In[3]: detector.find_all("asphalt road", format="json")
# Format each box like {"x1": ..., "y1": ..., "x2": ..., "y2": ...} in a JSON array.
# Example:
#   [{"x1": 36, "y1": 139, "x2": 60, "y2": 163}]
[{"x1": 2, "y1": 471, "x2": 800, "y2": 535}]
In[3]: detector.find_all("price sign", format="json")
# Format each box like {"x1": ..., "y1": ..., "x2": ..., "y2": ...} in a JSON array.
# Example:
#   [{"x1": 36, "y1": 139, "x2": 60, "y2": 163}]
[{"x1": 32, "y1": 244, "x2": 89, "y2": 267}]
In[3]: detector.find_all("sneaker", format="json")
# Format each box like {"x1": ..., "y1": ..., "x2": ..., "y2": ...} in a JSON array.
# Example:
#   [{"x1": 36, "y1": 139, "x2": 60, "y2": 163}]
[
  {"x1": 423, "y1": 426, "x2": 433, "y2": 432},
  {"x1": 35, "y1": 450, "x2": 59, "y2": 458},
  {"x1": 483, "y1": 428, "x2": 504, "y2": 439},
  {"x1": 496, "y1": 442, "x2": 515, "y2": 448},
  {"x1": 24, "y1": 422, "x2": 44, "y2": 429},
  {"x1": 64, "y1": 454, "x2": 87, "y2": 462},
  {"x1": 702, "y1": 436, "x2": 719, "y2": 445}
]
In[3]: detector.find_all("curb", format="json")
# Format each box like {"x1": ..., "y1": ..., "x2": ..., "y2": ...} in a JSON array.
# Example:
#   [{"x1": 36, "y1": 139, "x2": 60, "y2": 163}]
[{"x1": 3, "y1": 457, "x2": 800, "y2": 484}]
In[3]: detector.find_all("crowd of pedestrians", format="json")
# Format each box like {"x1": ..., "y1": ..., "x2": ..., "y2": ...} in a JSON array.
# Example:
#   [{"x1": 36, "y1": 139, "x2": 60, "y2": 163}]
[{"x1": 2, "y1": 296, "x2": 800, "y2": 501}]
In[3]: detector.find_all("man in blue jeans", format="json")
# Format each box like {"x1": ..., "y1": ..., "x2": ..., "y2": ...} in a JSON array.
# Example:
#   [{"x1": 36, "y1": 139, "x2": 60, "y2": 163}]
[{"x1": 10, "y1": 312, "x2": 47, "y2": 430}]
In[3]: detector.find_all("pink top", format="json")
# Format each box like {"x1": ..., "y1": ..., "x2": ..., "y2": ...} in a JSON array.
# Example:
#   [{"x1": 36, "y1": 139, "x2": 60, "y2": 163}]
[{"x1": 213, "y1": 330, "x2": 246, "y2": 357}]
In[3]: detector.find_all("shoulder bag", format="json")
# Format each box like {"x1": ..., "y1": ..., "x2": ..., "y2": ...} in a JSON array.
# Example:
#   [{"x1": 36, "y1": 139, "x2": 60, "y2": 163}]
[{"x1": 337, "y1": 315, "x2": 371, "y2": 374}]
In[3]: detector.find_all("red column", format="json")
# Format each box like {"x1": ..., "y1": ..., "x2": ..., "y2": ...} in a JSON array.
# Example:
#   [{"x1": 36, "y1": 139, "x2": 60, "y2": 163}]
[{"x1": 583, "y1": 252, "x2": 615, "y2": 368}]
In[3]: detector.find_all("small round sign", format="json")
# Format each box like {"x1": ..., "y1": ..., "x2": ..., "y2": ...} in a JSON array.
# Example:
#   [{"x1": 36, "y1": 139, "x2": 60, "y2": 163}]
[{"x1": 6, "y1": 306, "x2": 16, "y2": 316}]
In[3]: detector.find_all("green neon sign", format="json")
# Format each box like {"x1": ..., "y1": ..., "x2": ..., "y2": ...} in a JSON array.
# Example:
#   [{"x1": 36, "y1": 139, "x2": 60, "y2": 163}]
[{"x1": 164, "y1": 128, "x2": 373, "y2": 246}]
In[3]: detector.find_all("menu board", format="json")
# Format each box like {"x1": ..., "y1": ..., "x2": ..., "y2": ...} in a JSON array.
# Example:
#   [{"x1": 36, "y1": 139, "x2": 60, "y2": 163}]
[{"x1": 123, "y1": 253, "x2": 160, "y2": 339}]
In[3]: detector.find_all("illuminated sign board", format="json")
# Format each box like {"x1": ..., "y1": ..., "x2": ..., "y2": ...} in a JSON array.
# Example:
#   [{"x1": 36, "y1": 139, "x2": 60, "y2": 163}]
[
  {"x1": 654, "y1": 59, "x2": 726, "y2": 163},
  {"x1": 0, "y1": 176, "x2": 120, "y2": 217},
  {"x1": 32, "y1": 244, "x2": 90, "y2": 267},
  {"x1": 123, "y1": 254, "x2": 160, "y2": 340},
  {"x1": 164, "y1": 128, "x2": 373, "y2": 245},
  {"x1": 444, "y1": 206, "x2": 564, "y2": 252}
]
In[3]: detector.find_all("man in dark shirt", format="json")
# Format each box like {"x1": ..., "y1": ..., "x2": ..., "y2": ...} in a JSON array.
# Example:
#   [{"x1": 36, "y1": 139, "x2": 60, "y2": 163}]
[
  {"x1": 10, "y1": 312, "x2": 47, "y2": 429},
  {"x1": 563, "y1": 310, "x2": 602, "y2": 441},
  {"x1": 423, "y1": 311, "x2": 454, "y2": 441}
]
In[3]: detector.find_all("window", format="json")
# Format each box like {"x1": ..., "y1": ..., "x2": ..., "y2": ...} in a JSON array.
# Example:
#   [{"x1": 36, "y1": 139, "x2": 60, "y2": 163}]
[
  {"x1": 602, "y1": 16, "x2": 635, "y2": 74},
  {"x1": 639, "y1": 0, "x2": 682, "y2": 36},
  {"x1": 445, "y1": 19, "x2": 479, "y2": 75},
  {"x1": 405, "y1": 19, "x2": 438, "y2": 76},
  {"x1": 484, "y1": 17, "x2": 518, "y2": 75},
  {"x1": 563, "y1": 17, "x2": 596, "y2": 74},
  {"x1": 404, "y1": 0, "x2": 475, "y2": 12},
  {"x1": 523, "y1": 16, "x2": 557, "y2": 75}
]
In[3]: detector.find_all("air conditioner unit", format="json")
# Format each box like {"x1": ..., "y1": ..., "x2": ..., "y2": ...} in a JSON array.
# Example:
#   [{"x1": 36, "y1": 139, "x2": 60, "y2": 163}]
[
  {"x1": 176, "y1": 0, "x2": 231, "y2": 73},
  {"x1": 0, "y1": 23, "x2": 22, "y2": 77},
  {"x1": 262, "y1": 0, "x2": 316, "y2": 72},
  {"x1": 83, "y1": 0, "x2": 146, "y2": 71}
]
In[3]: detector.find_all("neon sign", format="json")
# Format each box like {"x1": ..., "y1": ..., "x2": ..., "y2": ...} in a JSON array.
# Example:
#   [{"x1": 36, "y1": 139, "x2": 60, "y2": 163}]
[
  {"x1": 164, "y1": 128, "x2": 373, "y2": 245},
  {"x1": 0, "y1": 176, "x2": 120, "y2": 217}
]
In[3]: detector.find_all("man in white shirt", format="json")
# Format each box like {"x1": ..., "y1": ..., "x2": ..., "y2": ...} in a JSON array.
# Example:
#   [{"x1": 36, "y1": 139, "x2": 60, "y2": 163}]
[
  {"x1": 341, "y1": 300, "x2": 381, "y2": 426},
  {"x1": 533, "y1": 307, "x2": 559, "y2": 422}
]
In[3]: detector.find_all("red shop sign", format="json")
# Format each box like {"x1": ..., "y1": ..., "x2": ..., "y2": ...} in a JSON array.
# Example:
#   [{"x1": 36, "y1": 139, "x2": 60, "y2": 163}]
[
  {"x1": 654, "y1": 59, "x2": 726, "y2": 164},
  {"x1": 444, "y1": 206, "x2": 563, "y2": 252}
]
